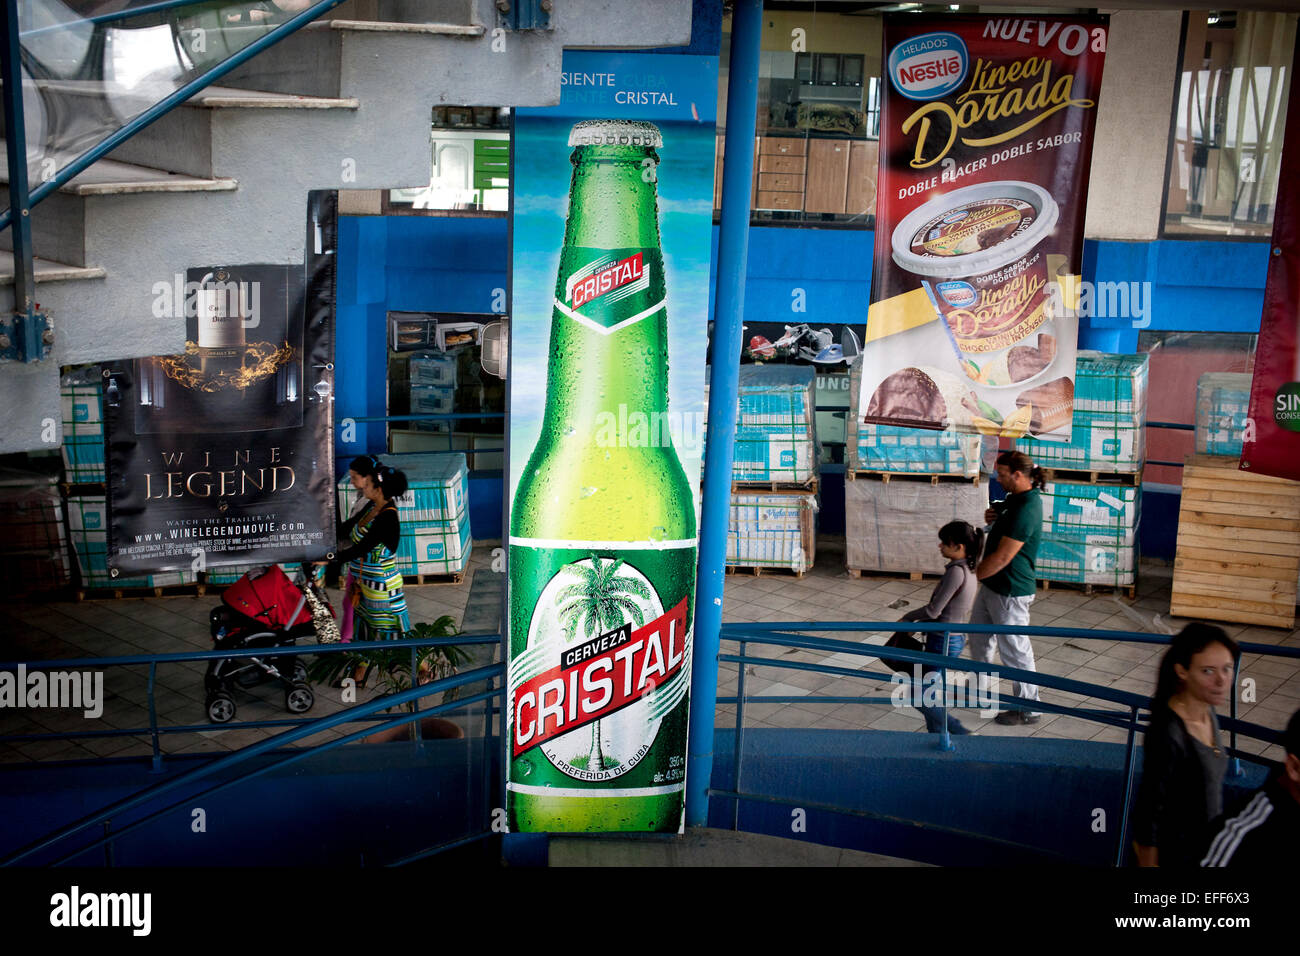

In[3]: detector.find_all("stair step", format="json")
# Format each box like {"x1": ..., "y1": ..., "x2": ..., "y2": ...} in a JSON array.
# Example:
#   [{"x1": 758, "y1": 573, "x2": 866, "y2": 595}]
[
  {"x1": 33, "y1": 79, "x2": 359, "y2": 111},
  {"x1": 187, "y1": 86, "x2": 359, "y2": 110},
  {"x1": 320, "y1": 20, "x2": 485, "y2": 36},
  {"x1": 0, "y1": 147, "x2": 236, "y2": 197},
  {"x1": 0, "y1": 257, "x2": 105, "y2": 286}
]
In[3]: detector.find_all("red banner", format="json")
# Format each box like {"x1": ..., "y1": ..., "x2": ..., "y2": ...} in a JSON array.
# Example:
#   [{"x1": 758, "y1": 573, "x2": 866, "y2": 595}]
[
  {"x1": 512, "y1": 597, "x2": 689, "y2": 757},
  {"x1": 1241, "y1": 35, "x2": 1300, "y2": 480},
  {"x1": 859, "y1": 14, "x2": 1108, "y2": 442}
]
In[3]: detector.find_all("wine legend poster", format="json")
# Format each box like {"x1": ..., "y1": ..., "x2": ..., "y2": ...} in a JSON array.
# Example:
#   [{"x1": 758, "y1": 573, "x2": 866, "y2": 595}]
[{"x1": 103, "y1": 193, "x2": 338, "y2": 576}]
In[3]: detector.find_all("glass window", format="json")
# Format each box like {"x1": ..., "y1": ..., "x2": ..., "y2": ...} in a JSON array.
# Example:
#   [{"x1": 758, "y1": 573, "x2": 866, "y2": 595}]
[
  {"x1": 717, "y1": 4, "x2": 888, "y2": 227},
  {"x1": 386, "y1": 313, "x2": 506, "y2": 469},
  {"x1": 1136, "y1": 330, "x2": 1257, "y2": 487},
  {"x1": 1163, "y1": 11, "x2": 1298, "y2": 238},
  {"x1": 388, "y1": 106, "x2": 510, "y2": 214}
]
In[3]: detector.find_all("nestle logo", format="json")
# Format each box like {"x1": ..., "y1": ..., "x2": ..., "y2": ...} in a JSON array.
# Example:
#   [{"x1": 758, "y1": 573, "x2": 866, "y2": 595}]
[{"x1": 889, "y1": 32, "x2": 968, "y2": 101}]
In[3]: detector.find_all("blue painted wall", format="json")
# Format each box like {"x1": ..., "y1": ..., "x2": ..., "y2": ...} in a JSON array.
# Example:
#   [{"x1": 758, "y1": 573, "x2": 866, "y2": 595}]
[
  {"x1": 3, "y1": 728, "x2": 1267, "y2": 866},
  {"x1": 335, "y1": 215, "x2": 1271, "y2": 555},
  {"x1": 336, "y1": 215, "x2": 508, "y2": 538}
]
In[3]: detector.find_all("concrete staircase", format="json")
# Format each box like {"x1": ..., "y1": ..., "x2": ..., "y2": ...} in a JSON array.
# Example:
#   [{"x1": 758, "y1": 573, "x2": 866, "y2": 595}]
[{"x1": 0, "y1": 0, "x2": 692, "y2": 453}]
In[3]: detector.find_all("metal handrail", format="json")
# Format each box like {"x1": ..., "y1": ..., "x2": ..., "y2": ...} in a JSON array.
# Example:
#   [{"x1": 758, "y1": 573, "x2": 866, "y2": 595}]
[
  {"x1": 0, "y1": 633, "x2": 501, "y2": 765},
  {"x1": 1, "y1": 661, "x2": 505, "y2": 866},
  {"x1": 1, "y1": 0, "x2": 351, "y2": 234},
  {"x1": 718, "y1": 620, "x2": 1290, "y2": 866}
]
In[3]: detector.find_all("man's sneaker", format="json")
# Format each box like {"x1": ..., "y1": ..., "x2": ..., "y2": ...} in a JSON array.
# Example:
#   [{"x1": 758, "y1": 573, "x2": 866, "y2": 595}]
[{"x1": 994, "y1": 711, "x2": 1042, "y2": 726}]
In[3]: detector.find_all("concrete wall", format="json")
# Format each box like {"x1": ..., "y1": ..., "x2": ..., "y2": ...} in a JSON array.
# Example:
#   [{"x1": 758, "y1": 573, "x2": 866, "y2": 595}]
[{"x1": 1085, "y1": 10, "x2": 1185, "y2": 240}]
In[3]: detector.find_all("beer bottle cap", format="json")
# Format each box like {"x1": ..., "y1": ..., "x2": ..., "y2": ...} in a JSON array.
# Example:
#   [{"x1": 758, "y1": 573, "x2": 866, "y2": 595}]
[{"x1": 568, "y1": 119, "x2": 663, "y2": 148}]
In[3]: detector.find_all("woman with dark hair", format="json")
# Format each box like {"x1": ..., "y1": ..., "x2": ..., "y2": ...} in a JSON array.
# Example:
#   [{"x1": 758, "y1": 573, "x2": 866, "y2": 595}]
[
  {"x1": 1131, "y1": 622, "x2": 1240, "y2": 867},
  {"x1": 899, "y1": 520, "x2": 985, "y2": 735},
  {"x1": 330, "y1": 455, "x2": 412, "y2": 646}
]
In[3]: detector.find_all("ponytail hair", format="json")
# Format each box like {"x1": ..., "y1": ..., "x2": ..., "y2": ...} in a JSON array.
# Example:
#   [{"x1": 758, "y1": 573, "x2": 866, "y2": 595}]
[
  {"x1": 1152, "y1": 622, "x2": 1239, "y2": 707},
  {"x1": 374, "y1": 465, "x2": 409, "y2": 500},
  {"x1": 939, "y1": 520, "x2": 984, "y2": 571},
  {"x1": 349, "y1": 454, "x2": 381, "y2": 478},
  {"x1": 996, "y1": 450, "x2": 1047, "y2": 490}
]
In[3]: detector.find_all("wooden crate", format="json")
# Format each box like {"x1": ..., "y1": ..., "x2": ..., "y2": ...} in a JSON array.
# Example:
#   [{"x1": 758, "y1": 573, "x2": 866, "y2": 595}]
[{"x1": 1171, "y1": 455, "x2": 1300, "y2": 629}]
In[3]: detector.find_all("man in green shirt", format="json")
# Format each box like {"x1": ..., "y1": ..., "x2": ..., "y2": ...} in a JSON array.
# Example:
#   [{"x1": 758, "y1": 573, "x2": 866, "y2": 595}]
[{"x1": 971, "y1": 451, "x2": 1045, "y2": 725}]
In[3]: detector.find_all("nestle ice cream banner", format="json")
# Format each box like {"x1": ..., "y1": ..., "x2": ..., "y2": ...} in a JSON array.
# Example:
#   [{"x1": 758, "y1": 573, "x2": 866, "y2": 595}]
[{"x1": 861, "y1": 14, "x2": 1107, "y2": 441}]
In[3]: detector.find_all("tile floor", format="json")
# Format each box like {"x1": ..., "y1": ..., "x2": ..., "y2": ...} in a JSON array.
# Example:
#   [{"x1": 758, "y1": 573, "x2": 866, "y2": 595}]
[{"x1": 1, "y1": 537, "x2": 1297, "y2": 766}]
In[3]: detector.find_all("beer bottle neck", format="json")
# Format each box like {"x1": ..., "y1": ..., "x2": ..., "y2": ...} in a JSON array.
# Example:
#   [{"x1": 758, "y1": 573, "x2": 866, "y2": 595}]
[
  {"x1": 564, "y1": 145, "x2": 662, "y2": 249},
  {"x1": 542, "y1": 145, "x2": 670, "y2": 436}
]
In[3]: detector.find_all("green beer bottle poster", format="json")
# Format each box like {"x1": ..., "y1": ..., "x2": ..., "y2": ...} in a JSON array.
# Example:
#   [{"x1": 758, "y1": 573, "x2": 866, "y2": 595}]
[{"x1": 508, "y1": 52, "x2": 718, "y2": 832}]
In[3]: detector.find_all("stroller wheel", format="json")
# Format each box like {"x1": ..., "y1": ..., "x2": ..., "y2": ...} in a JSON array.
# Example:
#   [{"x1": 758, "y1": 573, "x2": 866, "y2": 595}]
[
  {"x1": 292, "y1": 660, "x2": 308, "y2": 684},
  {"x1": 285, "y1": 681, "x2": 315, "y2": 714},
  {"x1": 207, "y1": 692, "x2": 236, "y2": 724}
]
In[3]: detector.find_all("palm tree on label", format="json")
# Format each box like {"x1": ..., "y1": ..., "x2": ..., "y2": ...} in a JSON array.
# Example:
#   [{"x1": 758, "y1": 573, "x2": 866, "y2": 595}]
[{"x1": 557, "y1": 554, "x2": 652, "y2": 772}]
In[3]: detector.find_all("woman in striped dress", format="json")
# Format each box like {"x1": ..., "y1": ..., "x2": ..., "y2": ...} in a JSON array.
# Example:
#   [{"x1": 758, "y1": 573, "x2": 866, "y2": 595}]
[{"x1": 332, "y1": 457, "x2": 411, "y2": 643}]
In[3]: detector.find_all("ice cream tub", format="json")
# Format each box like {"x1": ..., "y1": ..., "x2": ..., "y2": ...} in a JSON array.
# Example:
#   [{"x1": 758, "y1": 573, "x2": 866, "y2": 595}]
[{"x1": 891, "y1": 180, "x2": 1060, "y2": 389}]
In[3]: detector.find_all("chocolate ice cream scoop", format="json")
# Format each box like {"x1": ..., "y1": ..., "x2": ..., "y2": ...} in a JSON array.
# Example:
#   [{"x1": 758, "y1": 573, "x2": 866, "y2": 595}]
[
  {"x1": 1007, "y1": 332, "x2": 1059, "y2": 383},
  {"x1": 866, "y1": 367, "x2": 946, "y2": 429}
]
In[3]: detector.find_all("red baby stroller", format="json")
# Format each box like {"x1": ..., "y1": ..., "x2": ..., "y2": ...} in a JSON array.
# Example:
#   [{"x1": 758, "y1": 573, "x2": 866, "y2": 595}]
[{"x1": 204, "y1": 563, "x2": 335, "y2": 723}]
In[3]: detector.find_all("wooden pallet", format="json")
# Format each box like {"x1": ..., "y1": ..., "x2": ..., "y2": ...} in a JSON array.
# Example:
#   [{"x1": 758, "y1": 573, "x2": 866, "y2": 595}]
[
  {"x1": 846, "y1": 470, "x2": 979, "y2": 485},
  {"x1": 76, "y1": 582, "x2": 206, "y2": 601},
  {"x1": 732, "y1": 476, "x2": 819, "y2": 493},
  {"x1": 404, "y1": 570, "x2": 467, "y2": 587},
  {"x1": 725, "y1": 564, "x2": 807, "y2": 579},
  {"x1": 846, "y1": 567, "x2": 932, "y2": 581},
  {"x1": 1041, "y1": 467, "x2": 1142, "y2": 487},
  {"x1": 1171, "y1": 455, "x2": 1300, "y2": 629},
  {"x1": 1038, "y1": 578, "x2": 1137, "y2": 600}
]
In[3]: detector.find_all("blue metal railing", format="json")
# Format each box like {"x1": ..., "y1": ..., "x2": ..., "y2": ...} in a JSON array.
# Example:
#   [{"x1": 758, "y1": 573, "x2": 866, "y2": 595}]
[
  {"x1": 1, "y1": 633, "x2": 501, "y2": 770},
  {"x1": 1, "y1": 658, "x2": 506, "y2": 867},
  {"x1": 717, "y1": 620, "x2": 1292, "y2": 866}
]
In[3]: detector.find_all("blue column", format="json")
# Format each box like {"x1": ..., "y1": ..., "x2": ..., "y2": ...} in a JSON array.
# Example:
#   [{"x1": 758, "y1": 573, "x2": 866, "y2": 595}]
[{"x1": 685, "y1": 0, "x2": 761, "y2": 829}]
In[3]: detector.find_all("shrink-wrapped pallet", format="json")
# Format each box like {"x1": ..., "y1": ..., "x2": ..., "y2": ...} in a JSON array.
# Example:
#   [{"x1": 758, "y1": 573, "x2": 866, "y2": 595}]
[
  {"x1": 1037, "y1": 481, "x2": 1140, "y2": 588},
  {"x1": 846, "y1": 355, "x2": 982, "y2": 476},
  {"x1": 336, "y1": 453, "x2": 471, "y2": 577},
  {"x1": 1016, "y1": 351, "x2": 1148, "y2": 473},
  {"x1": 1194, "y1": 372, "x2": 1252, "y2": 457},
  {"x1": 845, "y1": 478, "x2": 986, "y2": 576},
  {"x1": 707, "y1": 365, "x2": 819, "y2": 485},
  {"x1": 61, "y1": 368, "x2": 106, "y2": 484},
  {"x1": 727, "y1": 490, "x2": 817, "y2": 573},
  {"x1": 65, "y1": 494, "x2": 196, "y2": 589},
  {"x1": 0, "y1": 469, "x2": 71, "y2": 595}
]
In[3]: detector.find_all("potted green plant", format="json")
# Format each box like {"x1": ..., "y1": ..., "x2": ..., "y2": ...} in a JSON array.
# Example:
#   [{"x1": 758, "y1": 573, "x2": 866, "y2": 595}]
[{"x1": 306, "y1": 615, "x2": 472, "y2": 741}]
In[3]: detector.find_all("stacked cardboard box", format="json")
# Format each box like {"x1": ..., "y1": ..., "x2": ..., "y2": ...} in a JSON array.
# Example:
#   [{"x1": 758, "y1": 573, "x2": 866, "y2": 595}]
[
  {"x1": 1015, "y1": 351, "x2": 1148, "y2": 473},
  {"x1": 718, "y1": 365, "x2": 820, "y2": 486},
  {"x1": 845, "y1": 355, "x2": 982, "y2": 477},
  {"x1": 1014, "y1": 351, "x2": 1148, "y2": 590},
  {"x1": 65, "y1": 495, "x2": 197, "y2": 590},
  {"x1": 61, "y1": 370, "x2": 107, "y2": 484},
  {"x1": 336, "y1": 452, "x2": 471, "y2": 578},
  {"x1": 1036, "y1": 481, "x2": 1140, "y2": 588},
  {"x1": 1195, "y1": 372, "x2": 1252, "y2": 457},
  {"x1": 845, "y1": 478, "x2": 987, "y2": 576},
  {"x1": 0, "y1": 469, "x2": 71, "y2": 596},
  {"x1": 727, "y1": 491, "x2": 817, "y2": 573},
  {"x1": 712, "y1": 366, "x2": 821, "y2": 572}
]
